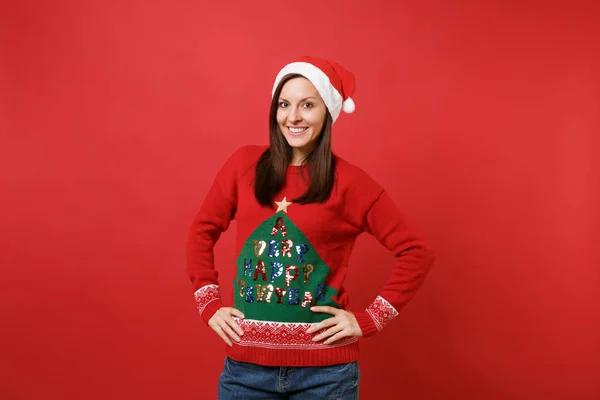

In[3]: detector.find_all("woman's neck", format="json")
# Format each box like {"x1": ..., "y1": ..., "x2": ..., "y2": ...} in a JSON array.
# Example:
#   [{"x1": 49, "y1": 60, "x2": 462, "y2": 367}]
[{"x1": 290, "y1": 149, "x2": 310, "y2": 166}]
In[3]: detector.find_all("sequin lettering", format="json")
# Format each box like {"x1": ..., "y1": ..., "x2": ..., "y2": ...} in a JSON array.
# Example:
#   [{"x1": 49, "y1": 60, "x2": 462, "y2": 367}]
[
  {"x1": 275, "y1": 287, "x2": 287, "y2": 304},
  {"x1": 281, "y1": 239, "x2": 293, "y2": 257},
  {"x1": 288, "y1": 288, "x2": 300, "y2": 305},
  {"x1": 315, "y1": 284, "x2": 326, "y2": 301},
  {"x1": 237, "y1": 280, "x2": 246, "y2": 297},
  {"x1": 301, "y1": 292, "x2": 313, "y2": 308},
  {"x1": 253, "y1": 240, "x2": 266, "y2": 257},
  {"x1": 240, "y1": 221, "x2": 337, "y2": 312},
  {"x1": 253, "y1": 260, "x2": 267, "y2": 281},
  {"x1": 270, "y1": 262, "x2": 284, "y2": 283},
  {"x1": 245, "y1": 286, "x2": 255, "y2": 303},
  {"x1": 302, "y1": 264, "x2": 314, "y2": 283},
  {"x1": 255, "y1": 284, "x2": 269, "y2": 302},
  {"x1": 295, "y1": 244, "x2": 309, "y2": 263},
  {"x1": 243, "y1": 259, "x2": 253, "y2": 278},
  {"x1": 268, "y1": 239, "x2": 280, "y2": 258},
  {"x1": 285, "y1": 265, "x2": 299, "y2": 287},
  {"x1": 271, "y1": 217, "x2": 288, "y2": 237},
  {"x1": 265, "y1": 284, "x2": 274, "y2": 303}
]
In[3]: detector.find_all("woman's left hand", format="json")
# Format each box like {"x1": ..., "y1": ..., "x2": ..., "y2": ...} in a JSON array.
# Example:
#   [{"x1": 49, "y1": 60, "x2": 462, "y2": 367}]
[{"x1": 306, "y1": 306, "x2": 363, "y2": 344}]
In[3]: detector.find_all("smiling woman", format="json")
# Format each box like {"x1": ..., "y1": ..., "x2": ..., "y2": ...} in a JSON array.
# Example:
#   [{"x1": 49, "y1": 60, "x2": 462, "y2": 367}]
[
  {"x1": 186, "y1": 56, "x2": 435, "y2": 399},
  {"x1": 276, "y1": 78, "x2": 327, "y2": 164},
  {"x1": 254, "y1": 71, "x2": 337, "y2": 207}
]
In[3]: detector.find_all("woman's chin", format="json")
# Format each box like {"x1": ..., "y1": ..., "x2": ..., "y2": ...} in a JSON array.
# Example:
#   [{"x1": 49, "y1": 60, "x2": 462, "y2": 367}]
[{"x1": 284, "y1": 136, "x2": 311, "y2": 149}]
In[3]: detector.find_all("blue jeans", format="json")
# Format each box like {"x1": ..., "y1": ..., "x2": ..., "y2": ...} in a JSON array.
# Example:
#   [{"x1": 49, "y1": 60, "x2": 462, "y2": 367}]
[{"x1": 218, "y1": 357, "x2": 360, "y2": 399}]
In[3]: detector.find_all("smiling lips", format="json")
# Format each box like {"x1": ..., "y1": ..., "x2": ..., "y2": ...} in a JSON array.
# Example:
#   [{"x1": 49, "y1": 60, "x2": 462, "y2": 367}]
[{"x1": 287, "y1": 126, "x2": 309, "y2": 136}]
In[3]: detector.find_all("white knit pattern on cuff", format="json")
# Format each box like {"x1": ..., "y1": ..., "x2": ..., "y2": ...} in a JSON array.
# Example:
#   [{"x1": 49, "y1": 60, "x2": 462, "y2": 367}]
[
  {"x1": 194, "y1": 284, "x2": 221, "y2": 315},
  {"x1": 365, "y1": 296, "x2": 399, "y2": 331}
]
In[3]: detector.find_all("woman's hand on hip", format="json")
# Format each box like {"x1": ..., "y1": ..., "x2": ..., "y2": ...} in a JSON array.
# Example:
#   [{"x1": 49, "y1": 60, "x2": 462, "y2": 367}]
[
  {"x1": 306, "y1": 306, "x2": 363, "y2": 344},
  {"x1": 208, "y1": 307, "x2": 245, "y2": 347}
]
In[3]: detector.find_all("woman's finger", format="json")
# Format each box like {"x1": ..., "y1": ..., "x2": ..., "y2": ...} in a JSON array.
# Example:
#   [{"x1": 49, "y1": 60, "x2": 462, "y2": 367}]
[
  {"x1": 220, "y1": 321, "x2": 241, "y2": 343},
  {"x1": 323, "y1": 330, "x2": 348, "y2": 345},
  {"x1": 306, "y1": 316, "x2": 338, "y2": 334},
  {"x1": 213, "y1": 325, "x2": 233, "y2": 347},
  {"x1": 310, "y1": 306, "x2": 339, "y2": 316},
  {"x1": 226, "y1": 316, "x2": 244, "y2": 336},
  {"x1": 229, "y1": 308, "x2": 245, "y2": 319},
  {"x1": 312, "y1": 324, "x2": 343, "y2": 342}
]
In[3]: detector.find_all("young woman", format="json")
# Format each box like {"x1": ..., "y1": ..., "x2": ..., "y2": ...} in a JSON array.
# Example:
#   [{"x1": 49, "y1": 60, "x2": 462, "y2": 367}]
[{"x1": 187, "y1": 56, "x2": 435, "y2": 399}]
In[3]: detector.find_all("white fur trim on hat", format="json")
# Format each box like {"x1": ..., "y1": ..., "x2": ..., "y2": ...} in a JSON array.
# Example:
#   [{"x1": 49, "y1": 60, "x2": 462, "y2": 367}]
[{"x1": 272, "y1": 62, "x2": 344, "y2": 123}]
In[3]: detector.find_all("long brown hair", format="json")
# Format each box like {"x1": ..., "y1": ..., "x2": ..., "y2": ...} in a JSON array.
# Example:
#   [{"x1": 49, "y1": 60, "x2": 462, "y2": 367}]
[{"x1": 254, "y1": 73, "x2": 336, "y2": 206}]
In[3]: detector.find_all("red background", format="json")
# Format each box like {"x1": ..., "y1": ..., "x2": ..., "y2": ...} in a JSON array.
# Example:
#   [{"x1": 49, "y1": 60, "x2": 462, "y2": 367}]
[{"x1": 1, "y1": 1, "x2": 599, "y2": 399}]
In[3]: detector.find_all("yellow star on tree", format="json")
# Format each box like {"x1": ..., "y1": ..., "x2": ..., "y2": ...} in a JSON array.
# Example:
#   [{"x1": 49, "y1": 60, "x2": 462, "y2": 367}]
[{"x1": 274, "y1": 196, "x2": 292, "y2": 213}]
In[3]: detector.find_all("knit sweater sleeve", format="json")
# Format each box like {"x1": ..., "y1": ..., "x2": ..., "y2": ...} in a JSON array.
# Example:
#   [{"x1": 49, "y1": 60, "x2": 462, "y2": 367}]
[
  {"x1": 186, "y1": 146, "x2": 246, "y2": 324},
  {"x1": 353, "y1": 189, "x2": 435, "y2": 338}
]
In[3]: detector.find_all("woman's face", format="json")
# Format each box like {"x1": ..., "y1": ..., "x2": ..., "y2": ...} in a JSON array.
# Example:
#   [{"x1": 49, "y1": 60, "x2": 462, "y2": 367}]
[{"x1": 276, "y1": 77, "x2": 327, "y2": 162}]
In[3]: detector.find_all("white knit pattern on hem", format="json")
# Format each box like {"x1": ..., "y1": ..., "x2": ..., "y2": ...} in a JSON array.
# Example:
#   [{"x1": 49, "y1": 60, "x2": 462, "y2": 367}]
[{"x1": 231, "y1": 317, "x2": 358, "y2": 350}]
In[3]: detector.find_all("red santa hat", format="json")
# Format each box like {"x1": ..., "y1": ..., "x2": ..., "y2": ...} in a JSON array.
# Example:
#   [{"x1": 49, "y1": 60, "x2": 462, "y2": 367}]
[{"x1": 272, "y1": 56, "x2": 356, "y2": 123}]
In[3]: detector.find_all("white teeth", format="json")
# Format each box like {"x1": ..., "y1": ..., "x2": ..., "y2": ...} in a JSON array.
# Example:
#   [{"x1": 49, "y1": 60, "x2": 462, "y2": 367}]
[{"x1": 289, "y1": 127, "x2": 307, "y2": 133}]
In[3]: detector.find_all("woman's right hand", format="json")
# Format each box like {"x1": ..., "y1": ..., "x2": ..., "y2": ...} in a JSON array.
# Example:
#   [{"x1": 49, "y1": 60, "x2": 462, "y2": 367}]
[{"x1": 208, "y1": 307, "x2": 245, "y2": 347}]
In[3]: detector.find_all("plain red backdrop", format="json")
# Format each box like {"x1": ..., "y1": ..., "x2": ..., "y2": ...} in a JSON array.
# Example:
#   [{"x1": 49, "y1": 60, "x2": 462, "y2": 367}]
[{"x1": 1, "y1": 0, "x2": 599, "y2": 399}]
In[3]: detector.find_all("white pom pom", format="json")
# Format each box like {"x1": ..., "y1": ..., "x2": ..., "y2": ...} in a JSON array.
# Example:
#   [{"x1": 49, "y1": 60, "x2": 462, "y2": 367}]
[{"x1": 342, "y1": 97, "x2": 355, "y2": 113}]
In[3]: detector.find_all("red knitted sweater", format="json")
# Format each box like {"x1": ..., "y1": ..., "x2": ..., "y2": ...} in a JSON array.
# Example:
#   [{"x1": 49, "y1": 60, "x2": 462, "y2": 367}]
[{"x1": 187, "y1": 145, "x2": 434, "y2": 367}]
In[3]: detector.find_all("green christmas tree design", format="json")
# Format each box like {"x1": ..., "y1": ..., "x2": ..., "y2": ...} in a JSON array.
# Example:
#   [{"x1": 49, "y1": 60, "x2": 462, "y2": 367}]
[{"x1": 234, "y1": 199, "x2": 340, "y2": 323}]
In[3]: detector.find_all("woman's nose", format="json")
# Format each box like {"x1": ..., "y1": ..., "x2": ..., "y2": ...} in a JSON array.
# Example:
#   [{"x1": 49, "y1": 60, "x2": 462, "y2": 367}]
[{"x1": 287, "y1": 107, "x2": 302, "y2": 123}]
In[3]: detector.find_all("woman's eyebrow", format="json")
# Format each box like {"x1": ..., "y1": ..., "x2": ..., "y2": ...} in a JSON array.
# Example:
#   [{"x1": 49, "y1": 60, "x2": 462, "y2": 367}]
[{"x1": 279, "y1": 97, "x2": 317, "y2": 102}]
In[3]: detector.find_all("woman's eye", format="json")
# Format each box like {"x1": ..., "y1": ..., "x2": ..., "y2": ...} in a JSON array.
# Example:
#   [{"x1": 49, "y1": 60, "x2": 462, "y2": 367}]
[
  {"x1": 303, "y1": 103, "x2": 313, "y2": 108},
  {"x1": 279, "y1": 102, "x2": 288, "y2": 108}
]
